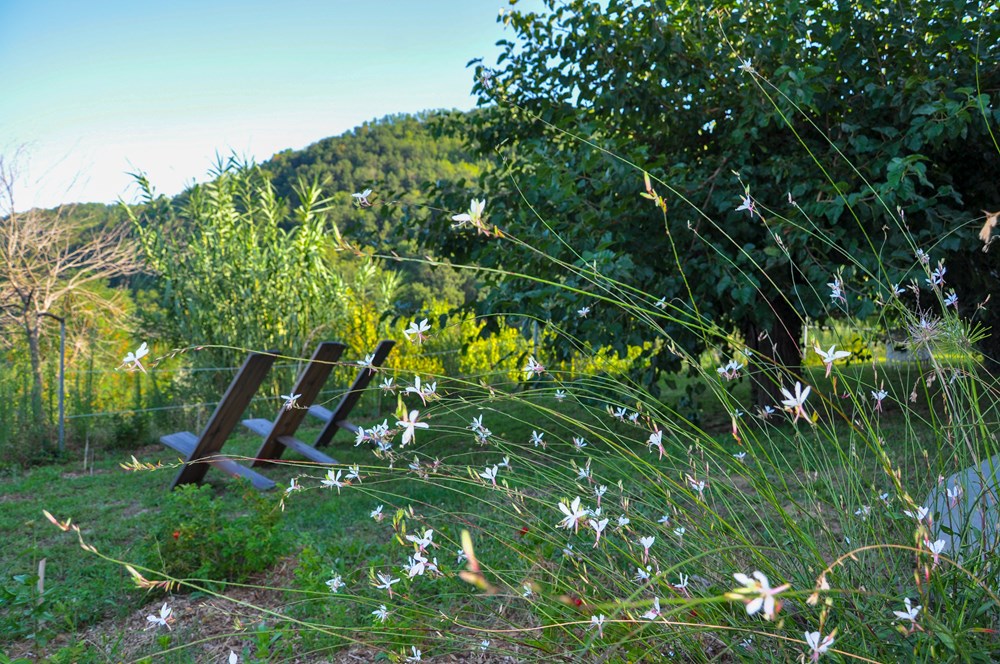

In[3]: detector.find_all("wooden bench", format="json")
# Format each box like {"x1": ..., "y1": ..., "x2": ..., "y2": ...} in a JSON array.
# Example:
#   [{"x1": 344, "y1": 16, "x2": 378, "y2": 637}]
[
  {"x1": 309, "y1": 339, "x2": 395, "y2": 448},
  {"x1": 161, "y1": 350, "x2": 279, "y2": 491},
  {"x1": 242, "y1": 341, "x2": 345, "y2": 467}
]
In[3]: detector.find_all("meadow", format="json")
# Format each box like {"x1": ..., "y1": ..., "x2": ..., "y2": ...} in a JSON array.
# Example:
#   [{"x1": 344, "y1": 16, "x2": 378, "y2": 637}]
[{"x1": 3, "y1": 341, "x2": 997, "y2": 662}]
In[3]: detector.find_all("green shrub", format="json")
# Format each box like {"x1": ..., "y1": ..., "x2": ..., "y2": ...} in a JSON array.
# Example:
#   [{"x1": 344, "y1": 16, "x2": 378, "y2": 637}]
[{"x1": 145, "y1": 483, "x2": 285, "y2": 584}]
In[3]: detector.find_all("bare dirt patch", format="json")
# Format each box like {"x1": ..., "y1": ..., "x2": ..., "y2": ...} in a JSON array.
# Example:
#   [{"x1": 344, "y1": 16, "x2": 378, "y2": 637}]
[{"x1": 5, "y1": 556, "x2": 530, "y2": 662}]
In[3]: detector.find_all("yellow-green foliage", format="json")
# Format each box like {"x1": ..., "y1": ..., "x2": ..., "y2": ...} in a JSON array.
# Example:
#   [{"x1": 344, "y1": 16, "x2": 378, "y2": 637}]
[
  {"x1": 458, "y1": 316, "x2": 533, "y2": 385},
  {"x1": 552, "y1": 340, "x2": 652, "y2": 379}
]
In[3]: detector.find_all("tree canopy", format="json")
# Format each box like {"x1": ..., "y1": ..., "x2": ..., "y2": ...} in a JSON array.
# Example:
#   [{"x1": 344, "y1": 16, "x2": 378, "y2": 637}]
[{"x1": 426, "y1": 0, "x2": 999, "y2": 398}]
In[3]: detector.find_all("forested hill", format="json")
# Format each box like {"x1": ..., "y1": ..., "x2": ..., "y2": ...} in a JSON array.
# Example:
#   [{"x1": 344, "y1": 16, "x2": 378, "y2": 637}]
[
  {"x1": 263, "y1": 111, "x2": 477, "y2": 200},
  {"x1": 47, "y1": 111, "x2": 480, "y2": 255}
]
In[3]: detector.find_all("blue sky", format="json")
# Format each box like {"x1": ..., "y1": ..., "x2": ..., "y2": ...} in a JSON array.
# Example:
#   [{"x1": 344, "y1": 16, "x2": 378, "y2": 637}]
[{"x1": 0, "y1": 1, "x2": 538, "y2": 210}]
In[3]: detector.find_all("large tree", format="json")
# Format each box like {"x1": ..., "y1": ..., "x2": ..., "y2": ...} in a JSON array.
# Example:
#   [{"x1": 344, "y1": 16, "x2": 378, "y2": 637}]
[
  {"x1": 0, "y1": 153, "x2": 141, "y2": 421},
  {"x1": 427, "y1": 0, "x2": 999, "y2": 402}
]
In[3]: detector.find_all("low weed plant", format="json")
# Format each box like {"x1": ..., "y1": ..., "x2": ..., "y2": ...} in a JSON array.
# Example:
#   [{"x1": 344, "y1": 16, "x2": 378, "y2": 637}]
[{"x1": 144, "y1": 483, "x2": 286, "y2": 585}]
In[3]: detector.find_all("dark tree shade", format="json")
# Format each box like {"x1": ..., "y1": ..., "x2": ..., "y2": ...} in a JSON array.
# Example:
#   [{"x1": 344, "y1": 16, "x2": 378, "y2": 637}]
[{"x1": 425, "y1": 0, "x2": 999, "y2": 400}]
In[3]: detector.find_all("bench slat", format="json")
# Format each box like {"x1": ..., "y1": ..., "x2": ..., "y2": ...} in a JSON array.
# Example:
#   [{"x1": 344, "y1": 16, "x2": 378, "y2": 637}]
[
  {"x1": 278, "y1": 436, "x2": 337, "y2": 465},
  {"x1": 161, "y1": 431, "x2": 197, "y2": 457},
  {"x1": 307, "y1": 405, "x2": 333, "y2": 422}
]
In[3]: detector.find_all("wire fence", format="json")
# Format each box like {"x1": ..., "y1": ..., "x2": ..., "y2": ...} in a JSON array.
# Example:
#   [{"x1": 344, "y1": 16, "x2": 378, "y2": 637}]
[{"x1": 59, "y1": 349, "x2": 463, "y2": 421}]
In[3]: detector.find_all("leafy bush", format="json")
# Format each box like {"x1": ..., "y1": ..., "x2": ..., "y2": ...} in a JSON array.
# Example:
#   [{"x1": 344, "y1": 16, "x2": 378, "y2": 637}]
[{"x1": 145, "y1": 483, "x2": 285, "y2": 584}]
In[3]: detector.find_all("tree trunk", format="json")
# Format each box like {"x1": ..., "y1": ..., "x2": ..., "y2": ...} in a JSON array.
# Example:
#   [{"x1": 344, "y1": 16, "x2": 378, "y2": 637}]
[
  {"x1": 24, "y1": 314, "x2": 44, "y2": 421},
  {"x1": 742, "y1": 296, "x2": 804, "y2": 409}
]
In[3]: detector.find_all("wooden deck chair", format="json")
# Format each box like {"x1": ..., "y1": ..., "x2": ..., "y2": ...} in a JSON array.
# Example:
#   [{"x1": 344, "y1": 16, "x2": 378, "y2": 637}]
[
  {"x1": 308, "y1": 339, "x2": 395, "y2": 447},
  {"x1": 161, "y1": 350, "x2": 278, "y2": 491},
  {"x1": 242, "y1": 341, "x2": 346, "y2": 467}
]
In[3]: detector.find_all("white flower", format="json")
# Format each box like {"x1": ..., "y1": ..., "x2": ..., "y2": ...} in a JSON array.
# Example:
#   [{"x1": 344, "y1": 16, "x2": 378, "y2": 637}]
[
  {"x1": 498, "y1": 456, "x2": 511, "y2": 470},
  {"x1": 673, "y1": 526, "x2": 685, "y2": 539},
  {"x1": 146, "y1": 602, "x2": 173, "y2": 629},
  {"x1": 591, "y1": 614, "x2": 606, "y2": 637},
  {"x1": 403, "y1": 318, "x2": 431, "y2": 344},
  {"x1": 928, "y1": 262, "x2": 947, "y2": 288},
  {"x1": 893, "y1": 597, "x2": 921, "y2": 623},
  {"x1": 479, "y1": 639, "x2": 491, "y2": 651},
  {"x1": 647, "y1": 429, "x2": 665, "y2": 459},
  {"x1": 321, "y1": 469, "x2": 345, "y2": 493},
  {"x1": 406, "y1": 646, "x2": 422, "y2": 662},
  {"x1": 530, "y1": 430, "x2": 545, "y2": 447},
  {"x1": 345, "y1": 464, "x2": 362, "y2": 483},
  {"x1": 733, "y1": 452, "x2": 747, "y2": 463},
  {"x1": 642, "y1": 597, "x2": 662, "y2": 620},
  {"x1": 373, "y1": 571, "x2": 400, "y2": 597},
  {"x1": 405, "y1": 375, "x2": 436, "y2": 406},
  {"x1": 738, "y1": 58, "x2": 755, "y2": 73},
  {"x1": 925, "y1": 538, "x2": 946, "y2": 566},
  {"x1": 396, "y1": 410, "x2": 429, "y2": 447},
  {"x1": 730, "y1": 571, "x2": 790, "y2": 620},
  {"x1": 735, "y1": 194, "x2": 755, "y2": 217},
  {"x1": 554, "y1": 390, "x2": 567, "y2": 400},
  {"x1": 658, "y1": 514, "x2": 671, "y2": 525},
  {"x1": 814, "y1": 345, "x2": 850, "y2": 378},
  {"x1": 370, "y1": 504, "x2": 384, "y2": 521},
  {"x1": 558, "y1": 497, "x2": 587, "y2": 532},
  {"x1": 573, "y1": 436, "x2": 587, "y2": 450},
  {"x1": 674, "y1": 573, "x2": 689, "y2": 591},
  {"x1": 380, "y1": 376, "x2": 396, "y2": 393},
  {"x1": 805, "y1": 631, "x2": 835, "y2": 660},
  {"x1": 828, "y1": 277, "x2": 845, "y2": 303},
  {"x1": 405, "y1": 553, "x2": 427, "y2": 578},
  {"x1": 123, "y1": 342, "x2": 150, "y2": 373},
  {"x1": 779, "y1": 382, "x2": 811, "y2": 423},
  {"x1": 406, "y1": 529, "x2": 434, "y2": 552},
  {"x1": 280, "y1": 392, "x2": 301, "y2": 411},
  {"x1": 229, "y1": 651, "x2": 238, "y2": 664},
  {"x1": 372, "y1": 604, "x2": 389, "y2": 623},
  {"x1": 854, "y1": 505, "x2": 871, "y2": 520},
  {"x1": 577, "y1": 306, "x2": 591, "y2": 318},
  {"x1": 357, "y1": 353, "x2": 377, "y2": 374},
  {"x1": 947, "y1": 485, "x2": 963, "y2": 507},
  {"x1": 717, "y1": 359, "x2": 744, "y2": 380},
  {"x1": 589, "y1": 517, "x2": 609, "y2": 547},
  {"x1": 480, "y1": 465, "x2": 499, "y2": 485},
  {"x1": 352, "y1": 188, "x2": 373, "y2": 207},
  {"x1": 617, "y1": 514, "x2": 630, "y2": 528},
  {"x1": 639, "y1": 535, "x2": 655, "y2": 562},
  {"x1": 524, "y1": 355, "x2": 545, "y2": 379},
  {"x1": 903, "y1": 506, "x2": 929, "y2": 521},
  {"x1": 456, "y1": 548, "x2": 468, "y2": 565},
  {"x1": 451, "y1": 198, "x2": 487, "y2": 234},
  {"x1": 285, "y1": 477, "x2": 301, "y2": 495},
  {"x1": 326, "y1": 575, "x2": 345, "y2": 593},
  {"x1": 522, "y1": 583, "x2": 533, "y2": 598},
  {"x1": 944, "y1": 291, "x2": 958, "y2": 308}
]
